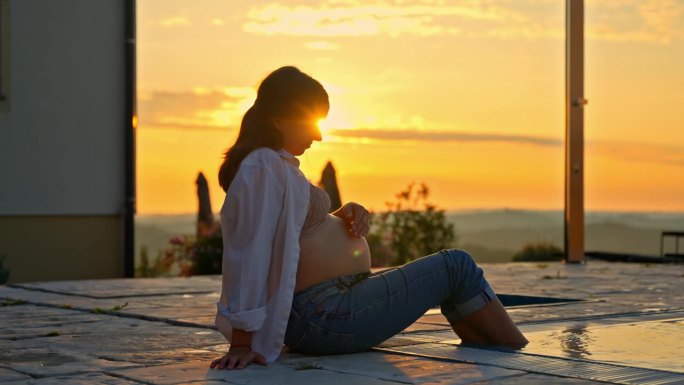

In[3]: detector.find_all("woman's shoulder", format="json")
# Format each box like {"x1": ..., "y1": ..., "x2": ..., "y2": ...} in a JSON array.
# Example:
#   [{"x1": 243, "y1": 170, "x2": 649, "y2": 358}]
[{"x1": 241, "y1": 147, "x2": 283, "y2": 168}]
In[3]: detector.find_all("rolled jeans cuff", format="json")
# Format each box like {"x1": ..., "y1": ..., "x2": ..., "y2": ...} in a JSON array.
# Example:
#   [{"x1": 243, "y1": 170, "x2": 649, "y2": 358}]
[{"x1": 442, "y1": 285, "x2": 496, "y2": 324}]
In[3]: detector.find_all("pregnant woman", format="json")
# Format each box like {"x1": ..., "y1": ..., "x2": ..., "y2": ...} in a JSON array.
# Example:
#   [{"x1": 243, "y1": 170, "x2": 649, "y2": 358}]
[{"x1": 210, "y1": 66, "x2": 527, "y2": 370}]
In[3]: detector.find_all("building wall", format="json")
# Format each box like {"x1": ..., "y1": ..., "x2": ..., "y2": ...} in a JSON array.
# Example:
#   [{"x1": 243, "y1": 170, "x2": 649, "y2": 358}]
[
  {"x1": 0, "y1": 216, "x2": 123, "y2": 282},
  {"x1": 0, "y1": 0, "x2": 127, "y2": 283}
]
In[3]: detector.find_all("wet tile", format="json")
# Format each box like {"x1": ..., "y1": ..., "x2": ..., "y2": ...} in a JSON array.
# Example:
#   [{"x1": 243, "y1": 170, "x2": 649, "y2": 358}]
[
  {"x1": 111, "y1": 360, "x2": 401, "y2": 385},
  {"x1": 282, "y1": 351, "x2": 523, "y2": 384},
  {"x1": 377, "y1": 343, "x2": 684, "y2": 385},
  {"x1": 520, "y1": 317, "x2": 684, "y2": 372},
  {"x1": 468, "y1": 373, "x2": 605, "y2": 384},
  {"x1": 403, "y1": 323, "x2": 450, "y2": 333},
  {"x1": 417, "y1": 314, "x2": 451, "y2": 325}
]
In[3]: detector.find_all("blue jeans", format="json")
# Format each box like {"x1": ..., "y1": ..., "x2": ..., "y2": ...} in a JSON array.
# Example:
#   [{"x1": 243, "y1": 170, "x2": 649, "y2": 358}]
[{"x1": 284, "y1": 248, "x2": 495, "y2": 355}]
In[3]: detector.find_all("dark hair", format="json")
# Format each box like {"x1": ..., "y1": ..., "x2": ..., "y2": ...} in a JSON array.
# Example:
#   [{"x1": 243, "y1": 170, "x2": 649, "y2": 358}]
[{"x1": 218, "y1": 66, "x2": 329, "y2": 192}]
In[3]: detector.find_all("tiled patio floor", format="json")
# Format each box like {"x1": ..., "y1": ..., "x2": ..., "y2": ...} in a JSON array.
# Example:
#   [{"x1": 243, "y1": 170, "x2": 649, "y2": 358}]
[{"x1": 1, "y1": 260, "x2": 683, "y2": 384}]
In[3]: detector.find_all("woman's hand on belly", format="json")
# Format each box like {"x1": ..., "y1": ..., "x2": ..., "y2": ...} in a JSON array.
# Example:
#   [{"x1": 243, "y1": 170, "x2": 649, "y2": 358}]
[
  {"x1": 332, "y1": 202, "x2": 370, "y2": 238},
  {"x1": 296, "y1": 215, "x2": 371, "y2": 292},
  {"x1": 300, "y1": 215, "x2": 370, "y2": 259}
]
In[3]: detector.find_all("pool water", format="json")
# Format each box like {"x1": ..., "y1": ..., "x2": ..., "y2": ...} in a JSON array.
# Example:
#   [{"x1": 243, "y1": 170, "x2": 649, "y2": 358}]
[{"x1": 521, "y1": 318, "x2": 684, "y2": 373}]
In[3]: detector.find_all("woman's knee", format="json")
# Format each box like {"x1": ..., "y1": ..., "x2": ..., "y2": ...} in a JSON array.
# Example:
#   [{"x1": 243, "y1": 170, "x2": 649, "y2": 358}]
[
  {"x1": 442, "y1": 248, "x2": 478, "y2": 270},
  {"x1": 441, "y1": 248, "x2": 486, "y2": 292}
]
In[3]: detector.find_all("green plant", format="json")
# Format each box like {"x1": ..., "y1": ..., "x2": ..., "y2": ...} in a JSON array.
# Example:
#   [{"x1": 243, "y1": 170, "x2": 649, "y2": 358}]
[
  {"x1": 512, "y1": 242, "x2": 563, "y2": 262},
  {"x1": 92, "y1": 302, "x2": 128, "y2": 314},
  {"x1": 136, "y1": 246, "x2": 172, "y2": 277},
  {"x1": 111, "y1": 302, "x2": 129, "y2": 311},
  {"x1": 368, "y1": 182, "x2": 457, "y2": 266},
  {"x1": 136, "y1": 230, "x2": 223, "y2": 278},
  {"x1": 191, "y1": 231, "x2": 223, "y2": 275},
  {"x1": 1, "y1": 298, "x2": 27, "y2": 307}
]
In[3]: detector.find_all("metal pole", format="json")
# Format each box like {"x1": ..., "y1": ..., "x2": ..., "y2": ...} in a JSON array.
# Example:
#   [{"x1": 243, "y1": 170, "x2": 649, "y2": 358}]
[
  {"x1": 124, "y1": 0, "x2": 137, "y2": 277},
  {"x1": 565, "y1": 0, "x2": 585, "y2": 263}
]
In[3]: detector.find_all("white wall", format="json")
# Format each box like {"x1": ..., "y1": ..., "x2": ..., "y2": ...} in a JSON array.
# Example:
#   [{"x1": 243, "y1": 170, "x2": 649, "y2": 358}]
[{"x1": 0, "y1": 0, "x2": 125, "y2": 215}]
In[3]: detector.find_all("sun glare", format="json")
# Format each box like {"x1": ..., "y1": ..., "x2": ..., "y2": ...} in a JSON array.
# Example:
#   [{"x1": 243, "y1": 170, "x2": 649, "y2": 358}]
[{"x1": 317, "y1": 118, "x2": 330, "y2": 137}]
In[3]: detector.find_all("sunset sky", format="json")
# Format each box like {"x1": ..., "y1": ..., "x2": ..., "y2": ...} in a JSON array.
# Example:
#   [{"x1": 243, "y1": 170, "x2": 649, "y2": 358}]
[{"x1": 136, "y1": 0, "x2": 684, "y2": 215}]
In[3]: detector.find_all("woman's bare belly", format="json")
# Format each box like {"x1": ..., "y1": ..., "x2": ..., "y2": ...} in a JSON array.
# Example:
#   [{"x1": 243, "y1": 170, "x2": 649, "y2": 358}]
[{"x1": 295, "y1": 214, "x2": 371, "y2": 293}]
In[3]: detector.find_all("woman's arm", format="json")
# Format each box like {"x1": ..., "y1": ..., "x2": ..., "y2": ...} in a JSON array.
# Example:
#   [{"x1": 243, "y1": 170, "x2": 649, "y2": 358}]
[
  {"x1": 213, "y1": 151, "x2": 287, "y2": 369},
  {"x1": 210, "y1": 328, "x2": 266, "y2": 370}
]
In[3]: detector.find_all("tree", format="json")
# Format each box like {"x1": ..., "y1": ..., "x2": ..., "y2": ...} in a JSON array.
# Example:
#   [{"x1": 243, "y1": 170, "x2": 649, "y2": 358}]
[{"x1": 368, "y1": 182, "x2": 457, "y2": 266}]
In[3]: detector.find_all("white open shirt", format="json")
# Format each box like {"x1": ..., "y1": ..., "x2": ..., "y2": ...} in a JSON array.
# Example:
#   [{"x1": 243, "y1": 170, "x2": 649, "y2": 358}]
[{"x1": 215, "y1": 147, "x2": 310, "y2": 362}]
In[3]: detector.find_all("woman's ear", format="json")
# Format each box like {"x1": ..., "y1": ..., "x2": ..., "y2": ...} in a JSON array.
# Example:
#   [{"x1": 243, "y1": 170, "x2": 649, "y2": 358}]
[{"x1": 272, "y1": 117, "x2": 283, "y2": 131}]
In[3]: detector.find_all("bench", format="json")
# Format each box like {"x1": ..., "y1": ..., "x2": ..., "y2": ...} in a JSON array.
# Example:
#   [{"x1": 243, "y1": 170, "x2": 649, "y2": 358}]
[{"x1": 660, "y1": 231, "x2": 684, "y2": 257}]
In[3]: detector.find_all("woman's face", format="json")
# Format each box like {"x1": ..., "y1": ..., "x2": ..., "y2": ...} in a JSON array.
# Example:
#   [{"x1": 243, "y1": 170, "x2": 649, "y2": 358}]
[{"x1": 274, "y1": 115, "x2": 323, "y2": 156}]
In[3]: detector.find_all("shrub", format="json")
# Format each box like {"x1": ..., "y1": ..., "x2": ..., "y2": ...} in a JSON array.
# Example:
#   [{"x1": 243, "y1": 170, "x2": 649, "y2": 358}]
[
  {"x1": 368, "y1": 182, "x2": 457, "y2": 266},
  {"x1": 136, "y1": 232, "x2": 223, "y2": 277},
  {"x1": 136, "y1": 246, "x2": 173, "y2": 277},
  {"x1": 191, "y1": 231, "x2": 223, "y2": 275},
  {"x1": 512, "y1": 242, "x2": 563, "y2": 262}
]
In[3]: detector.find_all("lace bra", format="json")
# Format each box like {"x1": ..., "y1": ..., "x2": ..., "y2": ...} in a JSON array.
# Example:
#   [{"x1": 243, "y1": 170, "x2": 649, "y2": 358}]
[{"x1": 300, "y1": 183, "x2": 331, "y2": 238}]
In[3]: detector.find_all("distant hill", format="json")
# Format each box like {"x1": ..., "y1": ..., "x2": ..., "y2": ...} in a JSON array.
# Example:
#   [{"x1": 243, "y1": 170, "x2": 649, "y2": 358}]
[
  {"x1": 135, "y1": 210, "x2": 684, "y2": 265},
  {"x1": 447, "y1": 209, "x2": 684, "y2": 262},
  {"x1": 135, "y1": 214, "x2": 196, "y2": 260}
]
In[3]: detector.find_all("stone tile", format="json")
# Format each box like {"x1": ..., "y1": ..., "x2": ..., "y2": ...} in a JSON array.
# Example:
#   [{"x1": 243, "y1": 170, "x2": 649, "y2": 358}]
[
  {"x1": 0, "y1": 304, "x2": 103, "y2": 324},
  {"x1": 0, "y1": 287, "x2": 160, "y2": 314},
  {"x1": 176, "y1": 382, "x2": 230, "y2": 385},
  {"x1": 173, "y1": 316, "x2": 216, "y2": 328},
  {"x1": 111, "y1": 360, "x2": 402, "y2": 385},
  {"x1": 3, "y1": 261, "x2": 684, "y2": 384},
  {"x1": 468, "y1": 373, "x2": 604, "y2": 384},
  {"x1": 0, "y1": 346, "x2": 141, "y2": 377},
  {"x1": 376, "y1": 336, "x2": 438, "y2": 348},
  {"x1": 118, "y1": 306, "x2": 214, "y2": 320},
  {"x1": 0, "y1": 367, "x2": 31, "y2": 382},
  {"x1": 18, "y1": 318, "x2": 224, "y2": 355},
  {"x1": 417, "y1": 314, "x2": 451, "y2": 325},
  {"x1": 0, "y1": 302, "x2": 85, "y2": 319},
  {"x1": 12, "y1": 276, "x2": 220, "y2": 299},
  {"x1": 99, "y1": 348, "x2": 219, "y2": 367},
  {"x1": 402, "y1": 323, "x2": 450, "y2": 333},
  {"x1": 280, "y1": 351, "x2": 523, "y2": 384},
  {"x1": 141, "y1": 294, "x2": 219, "y2": 308},
  {"x1": 3, "y1": 372, "x2": 146, "y2": 384}
]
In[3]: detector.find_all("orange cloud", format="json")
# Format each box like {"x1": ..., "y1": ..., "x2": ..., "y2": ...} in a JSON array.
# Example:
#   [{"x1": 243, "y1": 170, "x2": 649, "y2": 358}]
[
  {"x1": 138, "y1": 87, "x2": 254, "y2": 131},
  {"x1": 243, "y1": 1, "x2": 520, "y2": 37},
  {"x1": 159, "y1": 16, "x2": 191, "y2": 27},
  {"x1": 328, "y1": 128, "x2": 563, "y2": 147}
]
